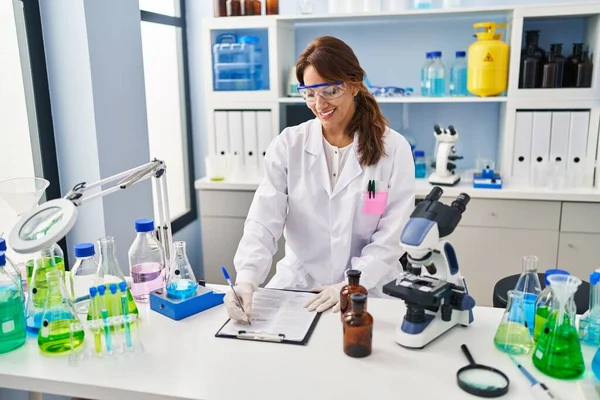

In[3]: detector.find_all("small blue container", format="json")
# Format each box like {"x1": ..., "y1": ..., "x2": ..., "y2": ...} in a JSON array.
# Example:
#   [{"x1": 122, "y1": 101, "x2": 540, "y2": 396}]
[
  {"x1": 150, "y1": 284, "x2": 225, "y2": 321},
  {"x1": 212, "y1": 34, "x2": 264, "y2": 91}
]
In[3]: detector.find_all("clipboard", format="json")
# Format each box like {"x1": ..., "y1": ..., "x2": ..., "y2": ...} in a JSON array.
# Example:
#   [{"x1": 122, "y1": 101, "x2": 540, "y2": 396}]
[{"x1": 215, "y1": 289, "x2": 322, "y2": 346}]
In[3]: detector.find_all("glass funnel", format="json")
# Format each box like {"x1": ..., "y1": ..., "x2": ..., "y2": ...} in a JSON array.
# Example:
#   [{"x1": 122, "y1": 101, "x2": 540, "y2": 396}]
[
  {"x1": 514, "y1": 255, "x2": 542, "y2": 336},
  {"x1": 88, "y1": 237, "x2": 138, "y2": 320},
  {"x1": 493, "y1": 290, "x2": 534, "y2": 355},
  {"x1": 532, "y1": 274, "x2": 585, "y2": 379},
  {"x1": 0, "y1": 177, "x2": 49, "y2": 217},
  {"x1": 166, "y1": 241, "x2": 198, "y2": 300},
  {"x1": 37, "y1": 269, "x2": 84, "y2": 354}
]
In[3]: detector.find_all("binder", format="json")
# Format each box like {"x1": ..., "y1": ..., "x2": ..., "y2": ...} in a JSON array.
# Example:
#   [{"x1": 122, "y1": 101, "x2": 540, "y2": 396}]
[
  {"x1": 227, "y1": 111, "x2": 244, "y2": 160},
  {"x1": 214, "y1": 111, "x2": 229, "y2": 156},
  {"x1": 549, "y1": 111, "x2": 570, "y2": 173},
  {"x1": 242, "y1": 111, "x2": 259, "y2": 169},
  {"x1": 257, "y1": 111, "x2": 273, "y2": 176},
  {"x1": 567, "y1": 111, "x2": 590, "y2": 173},
  {"x1": 512, "y1": 111, "x2": 533, "y2": 180},
  {"x1": 530, "y1": 111, "x2": 552, "y2": 171}
]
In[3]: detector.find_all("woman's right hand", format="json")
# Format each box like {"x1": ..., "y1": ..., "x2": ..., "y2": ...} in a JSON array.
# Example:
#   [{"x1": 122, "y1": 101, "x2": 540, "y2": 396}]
[{"x1": 224, "y1": 282, "x2": 256, "y2": 324}]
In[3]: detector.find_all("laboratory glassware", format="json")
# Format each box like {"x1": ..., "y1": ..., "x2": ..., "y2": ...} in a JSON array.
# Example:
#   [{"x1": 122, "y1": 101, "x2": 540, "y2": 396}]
[
  {"x1": 25, "y1": 246, "x2": 61, "y2": 335},
  {"x1": 97, "y1": 285, "x2": 113, "y2": 355},
  {"x1": 593, "y1": 347, "x2": 600, "y2": 381},
  {"x1": 0, "y1": 252, "x2": 26, "y2": 354},
  {"x1": 26, "y1": 242, "x2": 65, "y2": 291},
  {"x1": 467, "y1": 22, "x2": 508, "y2": 97},
  {"x1": 521, "y1": 45, "x2": 541, "y2": 89},
  {"x1": 38, "y1": 269, "x2": 84, "y2": 354},
  {"x1": 420, "y1": 52, "x2": 432, "y2": 96},
  {"x1": 519, "y1": 30, "x2": 546, "y2": 88},
  {"x1": 0, "y1": 239, "x2": 23, "y2": 293},
  {"x1": 166, "y1": 241, "x2": 198, "y2": 300},
  {"x1": 564, "y1": 43, "x2": 584, "y2": 87},
  {"x1": 265, "y1": 0, "x2": 278, "y2": 14},
  {"x1": 457, "y1": 345, "x2": 509, "y2": 398},
  {"x1": 579, "y1": 270, "x2": 600, "y2": 345},
  {"x1": 450, "y1": 51, "x2": 467, "y2": 96},
  {"x1": 214, "y1": 0, "x2": 227, "y2": 16},
  {"x1": 509, "y1": 356, "x2": 558, "y2": 400},
  {"x1": 119, "y1": 281, "x2": 134, "y2": 351},
  {"x1": 532, "y1": 274, "x2": 585, "y2": 379},
  {"x1": 343, "y1": 293, "x2": 372, "y2": 358},
  {"x1": 69, "y1": 242, "x2": 98, "y2": 315},
  {"x1": 493, "y1": 290, "x2": 533, "y2": 355},
  {"x1": 339, "y1": 269, "x2": 368, "y2": 318},
  {"x1": 427, "y1": 51, "x2": 446, "y2": 97},
  {"x1": 88, "y1": 287, "x2": 103, "y2": 356},
  {"x1": 443, "y1": 0, "x2": 460, "y2": 7},
  {"x1": 413, "y1": 0, "x2": 432, "y2": 9},
  {"x1": 226, "y1": 0, "x2": 242, "y2": 16},
  {"x1": 541, "y1": 52, "x2": 558, "y2": 88},
  {"x1": 94, "y1": 236, "x2": 138, "y2": 319},
  {"x1": 533, "y1": 269, "x2": 571, "y2": 342},
  {"x1": 129, "y1": 219, "x2": 166, "y2": 303},
  {"x1": 576, "y1": 50, "x2": 593, "y2": 88},
  {"x1": 549, "y1": 44, "x2": 566, "y2": 88},
  {"x1": 414, "y1": 150, "x2": 427, "y2": 179},
  {"x1": 298, "y1": 0, "x2": 315, "y2": 14},
  {"x1": 514, "y1": 255, "x2": 541, "y2": 336},
  {"x1": 386, "y1": 0, "x2": 406, "y2": 11}
]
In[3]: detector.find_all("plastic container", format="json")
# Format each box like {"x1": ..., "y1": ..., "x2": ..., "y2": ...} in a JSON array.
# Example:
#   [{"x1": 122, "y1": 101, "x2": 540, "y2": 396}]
[
  {"x1": 420, "y1": 52, "x2": 433, "y2": 96},
  {"x1": 427, "y1": 51, "x2": 446, "y2": 97},
  {"x1": 0, "y1": 252, "x2": 26, "y2": 354},
  {"x1": 213, "y1": 34, "x2": 264, "y2": 91},
  {"x1": 128, "y1": 219, "x2": 166, "y2": 303},
  {"x1": 413, "y1": 0, "x2": 432, "y2": 9},
  {"x1": 414, "y1": 150, "x2": 427, "y2": 178},
  {"x1": 68, "y1": 243, "x2": 98, "y2": 315},
  {"x1": 467, "y1": 22, "x2": 509, "y2": 97},
  {"x1": 450, "y1": 51, "x2": 468, "y2": 96}
]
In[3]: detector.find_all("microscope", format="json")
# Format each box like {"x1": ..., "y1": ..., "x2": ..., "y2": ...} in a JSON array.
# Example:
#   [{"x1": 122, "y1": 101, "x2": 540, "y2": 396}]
[
  {"x1": 383, "y1": 187, "x2": 475, "y2": 349},
  {"x1": 429, "y1": 125, "x2": 463, "y2": 186}
]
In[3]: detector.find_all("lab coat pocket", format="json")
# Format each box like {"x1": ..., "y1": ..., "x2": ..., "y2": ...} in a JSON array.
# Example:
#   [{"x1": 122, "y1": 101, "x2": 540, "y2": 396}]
[{"x1": 362, "y1": 192, "x2": 388, "y2": 215}]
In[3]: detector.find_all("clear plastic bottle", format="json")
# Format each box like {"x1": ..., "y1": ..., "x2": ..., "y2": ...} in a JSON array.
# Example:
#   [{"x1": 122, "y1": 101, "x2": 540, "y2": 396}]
[
  {"x1": 166, "y1": 241, "x2": 198, "y2": 300},
  {"x1": 128, "y1": 219, "x2": 166, "y2": 303},
  {"x1": 514, "y1": 255, "x2": 542, "y2": 336},
  {"x1": 414, "y1": 150, "x2": 427, "y2": 178},
  {"x1": 450, "y1": 51, "x2": 468, "y2": 96},
  {"x1": 0, "y1": 252, "x2": 26, "y2": 354},
  {"x1": 533, "y1": 269, "x2": 570, "y2": 342},
  {"x1": 420, "y1": 52, "x2": 433, "y2": 96},
  {"x1": 427, "y1": 51, "x2": 446, "y2": 97},
  {"x1": 68, "y1": 243, "x2": 98, "y2": 315}
]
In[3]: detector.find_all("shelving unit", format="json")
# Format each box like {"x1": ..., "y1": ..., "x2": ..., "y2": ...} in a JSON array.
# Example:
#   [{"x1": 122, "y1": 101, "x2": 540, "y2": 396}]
[{"x1": 278, "y1": 96, "x2": 508, "y2": 104}]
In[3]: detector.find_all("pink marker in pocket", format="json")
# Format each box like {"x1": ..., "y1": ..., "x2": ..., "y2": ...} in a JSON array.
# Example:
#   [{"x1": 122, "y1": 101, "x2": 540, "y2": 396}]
[{"x1": 362, "y1": 179, "x2": 388, "y2": 215}]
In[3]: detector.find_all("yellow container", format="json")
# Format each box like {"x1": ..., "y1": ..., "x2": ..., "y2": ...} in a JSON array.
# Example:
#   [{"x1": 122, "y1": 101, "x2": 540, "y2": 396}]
[{"x1": 467, "y1": 22, "x2": 509, "y2": 97}]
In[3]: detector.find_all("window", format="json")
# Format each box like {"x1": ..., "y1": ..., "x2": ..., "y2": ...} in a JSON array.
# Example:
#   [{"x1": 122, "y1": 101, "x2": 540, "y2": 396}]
[{"x1": 140, "y1": 1, "x2": 196, "y2": 233}]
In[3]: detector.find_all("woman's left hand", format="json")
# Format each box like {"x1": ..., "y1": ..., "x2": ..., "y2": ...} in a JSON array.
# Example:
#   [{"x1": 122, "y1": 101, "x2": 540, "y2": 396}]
[{"x1": 304, "y1": 283, "x2": 345, "y2": 313}]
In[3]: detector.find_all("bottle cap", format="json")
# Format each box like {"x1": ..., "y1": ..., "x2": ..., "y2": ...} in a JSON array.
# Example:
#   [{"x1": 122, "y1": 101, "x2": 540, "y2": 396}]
[
  {"x1": 109, "y1": 283, "x2": 118, "y2": 294},
  {"x1": 135, "y1": 218, "x2": 155, "y2": 233},
  {"x1": 98, "y1": 285, "x2": 107, "y2": 296},
  {"x1": 351, "y1": 293, "x2": 367, "y2": 304},
  {"x1": 414, "y1": 150, "x2": 425, "y2": 158},
  {"x1": 0, "y1": 252, "x2": 5, "y2": 267},
  {"x1": 456, "y1": 51, "x2": 466, "y2": 57},
  {"x1": 544, "y1": 268, "x2": 569, "y2": 285},
  {"x1": 0, "y1": 238, "x2": 6, "y2": 252},
  {"x1": 591, "y1": 271, "x2": 600, "y2": 286},
  {"x1": 426, "y1": 52, "x2": 432, "y2": 58},
  {"x1": 433, "y1": 51, "x2": 442, "y2": 57},
  {"x1": 74, "y1": 243, "x2": 95, "y2": 258},
  {"x1": 347, "y1": 269, "x2": 362, "y2": 278},
  {"x1": 119, "y1": 281, "x2": 128, "y2": 292},
  {"x1": 89, "y1": 286, "x2": 98, "y2": 297}
]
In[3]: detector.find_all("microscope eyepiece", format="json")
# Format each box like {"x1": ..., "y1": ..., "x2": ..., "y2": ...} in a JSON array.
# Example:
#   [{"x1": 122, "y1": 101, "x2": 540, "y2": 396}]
[
  {"x1": 451, "y1": 193, "x2": 470, "y2": 214},
  {"x1": 426, "y1": 186, "x2": 443, "y2": 201}
]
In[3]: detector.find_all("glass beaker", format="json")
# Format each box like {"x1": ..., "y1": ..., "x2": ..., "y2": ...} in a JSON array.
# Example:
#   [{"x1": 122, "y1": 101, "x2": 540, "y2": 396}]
[
  {"x1": 0, "y1": 252, "x2": 26, "y2": 354},
  {"x1": 532, "y1": 274, "x2": 585, "y2": 379},
  {"x1": 514, "y1": 255, "x2": 541, "y2": 336},
  {"x1": 493, "y1": 290, "x2": 533, "y2": 355},
  {"x1": 166, "y1": 241, "x2": 198, "y2": 300},
  {"x1": 90, "y1": 237, "x2": 138, "y2": 320},
  {"x1": 38, "y1": 269, "x2": 84, "y2": 354},
  {"x1": 25, "y1": 247, "x2": 60, "y2": 335}
]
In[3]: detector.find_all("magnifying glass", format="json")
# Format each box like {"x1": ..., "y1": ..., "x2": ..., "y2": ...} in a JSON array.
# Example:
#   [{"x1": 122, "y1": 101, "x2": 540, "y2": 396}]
[{"x1": 457, "y1": 344, "x2": 509, "y2": 398}]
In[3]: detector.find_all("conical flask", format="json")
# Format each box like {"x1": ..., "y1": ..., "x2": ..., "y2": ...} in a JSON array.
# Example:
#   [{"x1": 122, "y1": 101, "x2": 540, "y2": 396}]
[
  {"x1": 25, "y1": 247, "x2": 59, "y2": 335},
  {"x1": 25, "y1": 243, "x2": 65, "y2": 293},
  {"x1": 37, "y1": 269, "x2": 84, "y2": 354},
  {"x1": 166, "y1": 241, "x2": 198, "y2": 300},
  {"x1": 514, "y1": 255, "x2": 541, "y2": 336},
  {"x1": 532, "y1": 274, "x2": 585, "y2": 379},
  {"x1": 493, "y1": 290, "x2": 533, "y2": 355},
  {"x1": 579, "y1": 269, "x2": 600, "y2": 345},
  {"x1": 88, "y1": 237, "x2": 138, "y2": 320}
]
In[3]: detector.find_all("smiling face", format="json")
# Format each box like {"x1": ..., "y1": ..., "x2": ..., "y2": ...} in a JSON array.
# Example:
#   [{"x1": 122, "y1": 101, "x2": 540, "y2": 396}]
[{"x1": 302, "y1": 65, "x2": 356, "y2": 133}]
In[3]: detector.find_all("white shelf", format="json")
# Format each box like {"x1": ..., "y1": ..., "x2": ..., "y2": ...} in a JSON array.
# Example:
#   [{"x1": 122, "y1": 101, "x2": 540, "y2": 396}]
[{"x1": 279, "y1": 96, "x2": 507, "y2": 104}]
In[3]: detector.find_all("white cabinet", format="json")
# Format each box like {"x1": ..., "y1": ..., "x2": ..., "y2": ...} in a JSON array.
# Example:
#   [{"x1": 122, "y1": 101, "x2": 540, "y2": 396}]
[{"x1": 557, "y1": 232, "x2": 600, "y2": 279}]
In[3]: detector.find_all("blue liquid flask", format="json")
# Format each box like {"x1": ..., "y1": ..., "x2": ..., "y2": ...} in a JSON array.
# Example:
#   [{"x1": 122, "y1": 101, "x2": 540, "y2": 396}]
[
  {"x1": 421, "y1": 53, "x2": 433, "y2": 96},
  {"x1": 450, "y1": 51, "x2": 468, "y2": 96},
  {"x1": 428, "y1": 51, "x2": 446, "y2": 97},
  {"x1": 514, "y1": 255, "x2": 541, "y2": 336},
  {"x1": 166, "y1": 241, "x2": 198, "y2": 300},
  {"x1": 414, "y1": 150, "x2": 427, "y2": 179}
]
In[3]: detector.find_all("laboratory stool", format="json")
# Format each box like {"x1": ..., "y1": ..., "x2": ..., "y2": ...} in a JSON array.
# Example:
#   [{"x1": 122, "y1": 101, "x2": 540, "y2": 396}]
[{"x1": 493, "y1": 273, "x2": 591, "y2": 314}]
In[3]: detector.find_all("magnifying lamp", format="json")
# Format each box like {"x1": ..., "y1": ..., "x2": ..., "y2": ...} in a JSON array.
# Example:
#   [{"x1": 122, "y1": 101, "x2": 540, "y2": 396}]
[{"x1": 7, "y1": 159, "x2": 173, "y2": 265}]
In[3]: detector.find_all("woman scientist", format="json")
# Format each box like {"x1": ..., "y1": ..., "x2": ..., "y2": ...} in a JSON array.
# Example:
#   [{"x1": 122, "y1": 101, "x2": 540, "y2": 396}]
[{"x1": 225, "y1": 36, "x2": 415, "y2": 322}]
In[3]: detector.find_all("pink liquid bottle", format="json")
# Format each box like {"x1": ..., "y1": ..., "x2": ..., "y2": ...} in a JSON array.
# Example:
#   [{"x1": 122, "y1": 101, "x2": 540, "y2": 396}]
[{"x1": 128, "y1": 219, "x2": 166, "y2": 303}]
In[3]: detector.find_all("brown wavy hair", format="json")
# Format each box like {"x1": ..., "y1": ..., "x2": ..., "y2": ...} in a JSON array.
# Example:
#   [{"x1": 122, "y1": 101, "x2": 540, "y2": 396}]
[{"x1": 296, "y1": 36, "x2": 388, "y2": 166}]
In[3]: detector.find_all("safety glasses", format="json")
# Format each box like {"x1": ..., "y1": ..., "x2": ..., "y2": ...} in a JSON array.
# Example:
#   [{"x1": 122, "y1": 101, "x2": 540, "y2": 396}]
[{"x1": 297, "y1": 81, "x2": 346, "y2": 103}]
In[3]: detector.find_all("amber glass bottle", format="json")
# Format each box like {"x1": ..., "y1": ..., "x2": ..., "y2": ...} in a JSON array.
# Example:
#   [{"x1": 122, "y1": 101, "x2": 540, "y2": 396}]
[
  {"x1": 265, "y1": 0, "x2": 279, "y2": 15},
  {"x1": 343, "y1": 294, "x2": 373, "y2": 358},
  {"x1": 340, "y1": 269, "x2": 368, "y2": 319}
]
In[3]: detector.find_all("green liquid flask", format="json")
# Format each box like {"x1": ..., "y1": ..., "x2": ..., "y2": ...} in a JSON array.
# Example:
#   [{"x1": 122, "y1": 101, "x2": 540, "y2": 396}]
[
  {"x1": 493, "y1": 290, "x2": 533, "y2": 355},
  {"x1": 26, "y1": 243, "x2": 65, "y2": 290},
  {"x1": 0, "y1": 252, "x2": 26, "y2": 354},
  {"x1": 38, "y1": 269, "x2": 84, "y2": 354},
  {"x1": 533, "y1": 269, "x2": 571, "y2": 342},
  {"x1": 532, "y1": 274, "x2": 585, "y2": 379}
]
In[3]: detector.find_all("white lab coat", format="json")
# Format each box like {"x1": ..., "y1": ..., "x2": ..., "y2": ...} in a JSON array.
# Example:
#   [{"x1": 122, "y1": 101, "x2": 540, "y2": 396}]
[{"x1": 234, "y1": 118, "x2": 416, "y2": 296}]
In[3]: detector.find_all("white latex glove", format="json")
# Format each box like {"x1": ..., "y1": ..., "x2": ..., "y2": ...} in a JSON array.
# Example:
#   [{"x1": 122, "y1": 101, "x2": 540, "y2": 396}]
[
  {"x1": 304, "y1": 283, "x2": 345, "y2": 313},
  {"x1": 224, "y1": 282, "x2": 256, "y2": 324}
]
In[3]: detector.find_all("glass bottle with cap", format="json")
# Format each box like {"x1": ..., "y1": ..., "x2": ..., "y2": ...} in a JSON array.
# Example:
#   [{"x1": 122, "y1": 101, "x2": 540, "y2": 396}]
[
  {"x1": 343, "y1": 293, "x2": 373, "y2": 358},
  {"x1": 0, "y1": 252, "x2": 26, "y2": 354},
  {"x1": 533, "y1": 269, "x2": 571, "y2": 342},
  {"x1": 68, "y1": 243, "x2": 99, "y2": 315},
  {"x1": 166, "y1": 241, "x2": 198, "y2": 300},
  {"x1": 128, "y1": 219, "x2": 166, "y2": 303},
  {"x1": 339, "y1": 269, "x2": 368, "y2": 319},
  {"x1": 579, "y1": 269, "x2": 600, "y2": 345}
]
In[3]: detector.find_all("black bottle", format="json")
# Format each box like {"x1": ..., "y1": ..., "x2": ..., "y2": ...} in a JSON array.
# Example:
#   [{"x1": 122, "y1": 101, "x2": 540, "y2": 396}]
[
  {"x1": 564, "y1": 43, "x2": 584, "y2": 87},
  {"x1": 576, "y1": 50, "x2": 593, "y2": 88},
  {"x1": 548, "y1": 44, "x2": 566, "y2": 88},
  {"x1": 520, "y1": 30, "x2": 546, "y2": 88},
  {"x1": 542, "y1": 53, "x2": 558, "y2": 88},
  {"x1": 522, "y1": 45, "x2": 541, "y2": 89}
]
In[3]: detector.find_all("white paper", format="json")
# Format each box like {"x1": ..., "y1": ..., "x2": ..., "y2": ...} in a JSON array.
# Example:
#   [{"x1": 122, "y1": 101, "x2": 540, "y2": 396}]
[{"x1": 218, "y1": 289, "x2": 317, "y2": 342}]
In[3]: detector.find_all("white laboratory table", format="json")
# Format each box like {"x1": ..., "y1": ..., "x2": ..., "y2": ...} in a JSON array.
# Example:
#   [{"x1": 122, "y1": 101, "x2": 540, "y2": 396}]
[{"x1": 0, "y1": 285, "x2": 596, "y2": 400}]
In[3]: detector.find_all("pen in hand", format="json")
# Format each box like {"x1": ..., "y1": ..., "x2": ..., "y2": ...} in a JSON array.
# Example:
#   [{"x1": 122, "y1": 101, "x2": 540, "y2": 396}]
[{"x1": 221, "y1": 266, "x2": 251, "y2": 325}]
